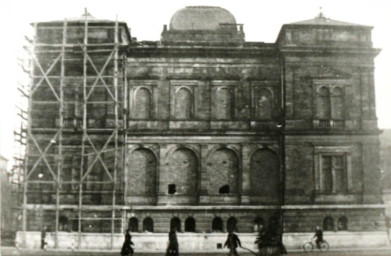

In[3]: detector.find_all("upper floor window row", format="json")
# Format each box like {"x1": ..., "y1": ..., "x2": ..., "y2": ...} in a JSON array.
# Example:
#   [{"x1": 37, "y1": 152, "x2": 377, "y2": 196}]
[{"x1": 130, "y1": 85, "x2": 275, "y2": 121}]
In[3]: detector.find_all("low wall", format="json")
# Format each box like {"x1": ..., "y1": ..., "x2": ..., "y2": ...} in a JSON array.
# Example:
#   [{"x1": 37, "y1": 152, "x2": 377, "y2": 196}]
[{"x1": 16, "y1": 231, "x2": 390, "y2": 252}]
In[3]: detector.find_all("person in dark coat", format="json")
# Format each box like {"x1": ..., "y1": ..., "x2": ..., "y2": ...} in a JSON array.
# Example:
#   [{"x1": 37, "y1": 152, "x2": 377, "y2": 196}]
[
  {"x1": 255, "y1": 224, "x2": 267, "y2": 250},
  {"x1": 224, "y1": 231, "x2": 241, "y2": 256},
  {"x1": 120, "y1": 229, "x2": 134, "y2": 256},
  {"x1": 166, "y1": 228, "x2": 179, "y2": 256}
]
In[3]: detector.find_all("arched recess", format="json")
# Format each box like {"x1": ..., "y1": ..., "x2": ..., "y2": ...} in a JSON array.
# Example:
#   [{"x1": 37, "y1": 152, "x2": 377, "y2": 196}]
[
  {"x1": 133, "y1": 87, "x2": 152, "y2": 119},
  {"x1": 317, "y1": 87, "x2": 331, "y2": 119},
  {"x1": 215, "y1": 87, "x2": 233, "y2": 120},
  {"x1": 170, "y1": 217, "x2": 181, "y2": 232},
  {"x1": 212, "y1": 217, "x2": 223, "y2": 232},
  {"x1": 143, "y1": 217, "x2": 154, "y2": 232},
  {"x1": 128, "y1": 217, "x2": 139, "y2": 232},
  {"x1": 249, "y1": 149, "x2": 280, "y2": 203},
  {"x1": 208, "y1": 148, "x2": 239, "y2": 195},
  {"x1": 185, "y1": 217, "x2": 196, "y2": 232},
  {"x1": 323, "y1": 216, "x2": 334, "y2": 231},
  {"x1": 337, "y1": 216, "x2": 348, "y2": 231},
  {"x1": 255, "y1": 88, "x2": 273, "y2": 120},
  {"x1": 331, "y1": 87, "x2": 344, "y2": 120},
  {"x1": 169, "y1": 148, "x2": 198, "y2": 196},
  {"x1": 126, "y1": 148, "x2": 157, "y2": 197},
  {"x1": 175, "y1": 87, "x2": 192, "y2": 120}
]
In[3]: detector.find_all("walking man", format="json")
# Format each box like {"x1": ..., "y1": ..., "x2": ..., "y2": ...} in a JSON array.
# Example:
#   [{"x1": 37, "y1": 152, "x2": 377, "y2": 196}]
[{"x1": 224, "y1": 231, "x2": 242, "y2": 256}]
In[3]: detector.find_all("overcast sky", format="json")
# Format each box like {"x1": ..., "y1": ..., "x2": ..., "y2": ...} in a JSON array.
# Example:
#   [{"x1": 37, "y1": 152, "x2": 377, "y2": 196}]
[{"x1": 0, "y1": 0, "x2": 390, "y2": 160}]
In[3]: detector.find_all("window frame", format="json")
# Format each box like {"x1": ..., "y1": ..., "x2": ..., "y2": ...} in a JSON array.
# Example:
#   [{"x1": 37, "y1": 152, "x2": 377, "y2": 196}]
[{"x1": 314, "y1": 146, "x2": 352, "y2": 194}]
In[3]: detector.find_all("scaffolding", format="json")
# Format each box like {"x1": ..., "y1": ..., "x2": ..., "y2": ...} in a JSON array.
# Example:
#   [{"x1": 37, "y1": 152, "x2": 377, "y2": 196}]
[{"x1": 16, "y1": 11, "x2": 130, "y2": 249}]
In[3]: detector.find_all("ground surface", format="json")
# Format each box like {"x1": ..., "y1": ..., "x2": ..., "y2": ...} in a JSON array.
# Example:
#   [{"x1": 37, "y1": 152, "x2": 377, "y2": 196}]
[{"x1": 2, "y1": 247, "x2": 391, "y2": 256}]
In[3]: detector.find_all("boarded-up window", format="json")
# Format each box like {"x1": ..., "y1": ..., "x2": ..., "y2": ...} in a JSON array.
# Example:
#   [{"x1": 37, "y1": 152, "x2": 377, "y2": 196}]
[
  {"x1": 175, "y1": 88, "x2": 192, "y2": 120},
  {"x1": 255, "y1": 89, "x2": 272, "y2": 120},
  {"x1": 169, "y1": 148, "x2": 198, "y2": 195},
  {"x1": 208, "y1": 148, "x2": 239, "y2": 194},
  {"x1": 134, "y1": 87, "x2": 151, "y2": 119},
  {"x1": 331, "y1": 87, "x2": 344, "y2": 120},
  {"x1": 317, "y1": 87, "x2": 331, "y2": 119},
  {"x1": 127, "y1": 149, "x2": 156, "y2": 196},
  {"x1": 250, "y1": 149, "x2": 280, "y2": 203},
  {"x1": 215, "y1": 88, "x2": 232, "y2": 120}
]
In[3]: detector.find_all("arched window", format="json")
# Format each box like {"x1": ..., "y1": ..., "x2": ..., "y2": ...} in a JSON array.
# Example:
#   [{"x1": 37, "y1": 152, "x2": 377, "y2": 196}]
[
  {"x1": 254, "y1": 217, "x2": 264, "y2": 232},
  {"x1": 323, "y1": 216, "x2": 334, "y2": 231},
  {"x1": 215, "y1": 88, "x2": 233, "y2": 120},
  {"x1": 255, "y1": 88, "x2": 273, "y2": 120},
  {"x1": 337, "y1": 216, "x2": 348, "y2": 231},
  {"x1": 170, "y1": 217, "x2": 181, "y2": 232},
  {"x1": 129, "y1": 217, "x2": 139, "y2": 232},
  {"x1": 143, "y1": 217, "x2": 154, "y2": 232},
  {"x1": 212, "y1": 217, "x2": 223, "y2": 232},
  {"x1": 317, "y1": 87, "x2": 331, "y2": 120},
  {"x1": 227, "y1": 217, "x2": 238, "y2": 233},
  {"x1": 175, "y1": 87, "x2": 192, "y2": 120},
  {"x1": 268, "y1": 216, "x2": 279, "y2": 234},
  {"x1": 134, "y1": 87, "x2": 152, "y2": 119},
  {"x1": 185, "y1": 217, "x2": 196, "y2": 232},
  {"x1": 331, "y1": 87, "x2": 344, "y2": 120}
]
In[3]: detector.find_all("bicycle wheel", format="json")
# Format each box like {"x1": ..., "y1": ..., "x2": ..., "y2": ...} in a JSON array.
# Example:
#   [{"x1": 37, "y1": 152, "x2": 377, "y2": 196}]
[
  {"x1": 320, "y1": 241, "x2": 329, "y2": 251},
  {"x1": 302, "y1": 242, "x2": 313, "y2": 252}
]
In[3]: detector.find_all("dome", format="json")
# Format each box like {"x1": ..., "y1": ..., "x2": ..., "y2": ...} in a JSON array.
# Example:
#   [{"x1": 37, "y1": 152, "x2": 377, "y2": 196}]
[{"x1": 169, "y1": 6, "x2": 237, "y2": 31}]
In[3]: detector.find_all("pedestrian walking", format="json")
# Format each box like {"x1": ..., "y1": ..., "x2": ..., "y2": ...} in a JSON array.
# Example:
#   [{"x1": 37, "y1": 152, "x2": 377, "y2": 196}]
[
  {"x1": 166, "y1": 228, "x2": 179, "y2": 256},
  {"x1": 40, "y1": 226, "x2": 47, "y2": 250},
  {"x1": 224, "y1": 231, "x2": 242, "y2": 256},
  {"x1": 120, "y1": 229, "x2": 134, "y2": 256}
]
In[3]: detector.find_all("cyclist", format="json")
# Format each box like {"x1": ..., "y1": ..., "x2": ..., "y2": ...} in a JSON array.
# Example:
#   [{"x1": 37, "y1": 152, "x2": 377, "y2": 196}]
[{"x1": 313, "y1": 226, "x2": 323, "y2": 249}]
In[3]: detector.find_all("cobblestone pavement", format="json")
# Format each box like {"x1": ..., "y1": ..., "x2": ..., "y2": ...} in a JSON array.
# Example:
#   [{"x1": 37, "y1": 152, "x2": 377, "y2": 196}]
[{"x1": 2, "y1": 247, "x2": 391, "y2": 256}]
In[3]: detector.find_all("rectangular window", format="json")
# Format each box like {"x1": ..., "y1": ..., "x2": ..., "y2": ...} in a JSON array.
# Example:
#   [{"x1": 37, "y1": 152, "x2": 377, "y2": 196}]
[{"x1": 320, "y1": 155, "x2": 347, "y2": 194}]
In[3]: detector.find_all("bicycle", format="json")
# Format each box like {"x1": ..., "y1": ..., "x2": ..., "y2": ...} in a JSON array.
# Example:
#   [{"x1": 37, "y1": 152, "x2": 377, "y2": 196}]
[{"x1": 302, "y1": 238, "x2": 329, "y2": 252}]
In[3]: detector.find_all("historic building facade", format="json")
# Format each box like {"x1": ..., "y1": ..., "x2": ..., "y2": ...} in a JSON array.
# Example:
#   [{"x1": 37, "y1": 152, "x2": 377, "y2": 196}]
[{"x1": 16, "y1": 6, "x2": 387, "y2": 251}]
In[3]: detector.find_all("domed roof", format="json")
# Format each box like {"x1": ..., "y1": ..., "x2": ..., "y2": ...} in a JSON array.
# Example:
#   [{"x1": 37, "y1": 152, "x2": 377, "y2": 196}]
[{"x1": 169, "y1": 6, "x2": 237, "y2": 30}]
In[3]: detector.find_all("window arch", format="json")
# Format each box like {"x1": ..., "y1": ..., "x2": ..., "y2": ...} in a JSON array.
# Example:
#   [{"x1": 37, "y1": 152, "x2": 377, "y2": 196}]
[
  {"x1": 170, "y1": 217, "x2": 181, "y2": 232},
  {"x1": 317, "y1": 87, "x2": 331, "y2": 119},
  {"x1": 143, "y1": 217, "x2": 154, "y2": 232},
  {"x1": 323, "y1": 216, "x2": 334, "y2": 231},
  {"x1": 174, "y1": 87, "x2": 192, "y2": 120},
  {"x1": 255, "y1": 88, "x2": 273, "y2": 120},
  {"x1": 133, "y1": 87, "x2": 152, "y2": 119},
  {"x1": 331, "y1": 87, "x2": 344, "y2": 120},
  {"x1": 185, "y1": 217, "x2": 196, "y2": 232},
  {"x1": 227, "y1": 217, "x2": 238, "y2": 232},
  {"x1": 128, "y1": 217, "x2": 139, "y2": 232},
  {"x1": 337, "y1": 216, "x2": 348, "y2": 231},
  {"x1": 215, "y1": 88, "x2": 233, "y2": 120},
  {"x1": 212, "y1": 217, "x2": 223, "y2": 232}
]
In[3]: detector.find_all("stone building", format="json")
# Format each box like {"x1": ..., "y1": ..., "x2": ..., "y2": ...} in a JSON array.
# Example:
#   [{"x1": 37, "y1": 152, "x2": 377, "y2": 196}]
[{"x1": 15, "y1": 6, "x2": 387, "y2": 251}]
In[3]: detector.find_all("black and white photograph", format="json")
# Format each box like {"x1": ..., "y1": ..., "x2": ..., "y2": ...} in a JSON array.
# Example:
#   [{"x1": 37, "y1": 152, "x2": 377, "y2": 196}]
[{"x1": 1, "y1": 0, "x2": 391, "y2": 255}]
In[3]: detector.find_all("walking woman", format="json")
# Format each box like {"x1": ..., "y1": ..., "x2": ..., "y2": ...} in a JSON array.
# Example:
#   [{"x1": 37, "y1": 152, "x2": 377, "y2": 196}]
[
  {"x1": 120, "y1": 229, "x2": 134, "y2": 256},
  {"x1": 166, "y1": 227, "x2": 179, "y2": 256}
]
